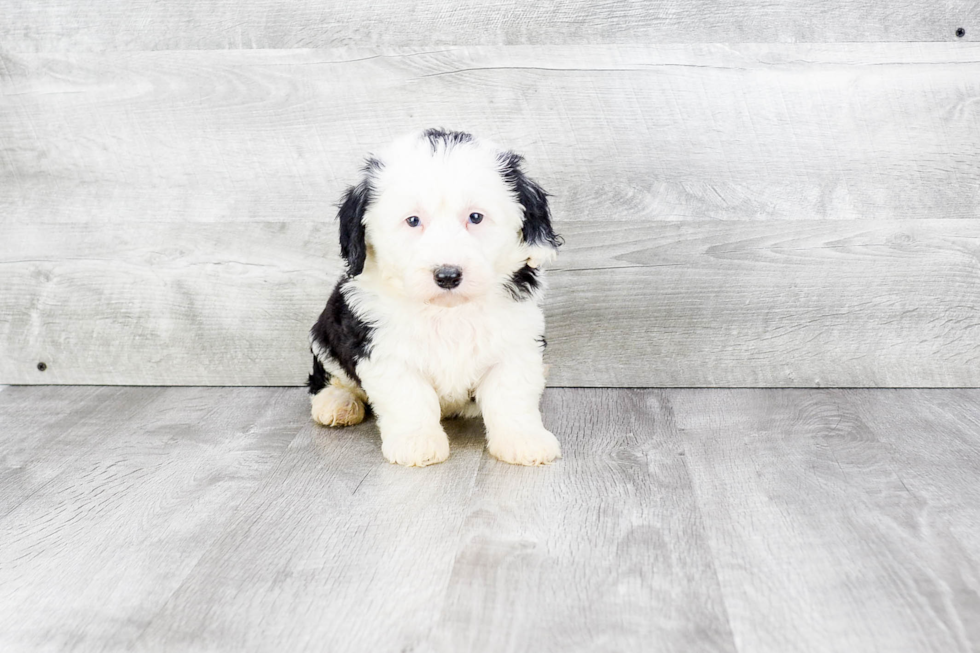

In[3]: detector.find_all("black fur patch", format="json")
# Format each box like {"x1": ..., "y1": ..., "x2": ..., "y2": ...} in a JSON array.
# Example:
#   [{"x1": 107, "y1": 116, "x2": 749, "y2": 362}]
[
  {"x1": 505, "y1": 264, "x2": 541, "y2": 301},
  {"x1": 497, "y1": 151, "x2": 562, "y2": 250},
  {"x1": 310, "y1": 280, "x2": 374, "y2": 386},
  {"x1": 338, "y1": 181, "x2": 371, "y2": 277},
  {"x1": 422, "y1": 128, "x2": 474, "y2": 153},
  {"x1": 307, "y1": 353, "x2": 329, "y2": 395}
]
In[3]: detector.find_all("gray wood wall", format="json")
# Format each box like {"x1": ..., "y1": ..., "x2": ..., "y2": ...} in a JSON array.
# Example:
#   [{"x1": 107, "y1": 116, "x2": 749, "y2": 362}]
[{"x1": 1, "y1": 2, "x2": 978, "y2": 387}]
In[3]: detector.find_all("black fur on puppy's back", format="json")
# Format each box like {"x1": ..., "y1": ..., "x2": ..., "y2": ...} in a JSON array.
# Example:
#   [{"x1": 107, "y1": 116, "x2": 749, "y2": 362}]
[
  {"x1": 309, "y1": 280, "x2": 374, "y2": 387},
  {"x1": 306, "y1": 354, "x2": 329, "y2": 395}
]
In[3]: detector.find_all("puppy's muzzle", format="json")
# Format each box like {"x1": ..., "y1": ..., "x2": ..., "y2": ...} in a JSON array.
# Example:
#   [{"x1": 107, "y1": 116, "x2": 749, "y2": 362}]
[{"x1": 433, "y1": 265, "x2": 463, "y2": 290}]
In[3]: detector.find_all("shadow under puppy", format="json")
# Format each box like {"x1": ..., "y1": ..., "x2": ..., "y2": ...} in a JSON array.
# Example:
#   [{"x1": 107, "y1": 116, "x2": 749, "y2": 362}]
[{"x1": 308, "y1": 128, "x2": 561, "y2": 467}]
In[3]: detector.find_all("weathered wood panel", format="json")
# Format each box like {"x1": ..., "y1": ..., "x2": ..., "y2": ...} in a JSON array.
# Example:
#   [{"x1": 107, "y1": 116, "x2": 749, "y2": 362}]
[
  {"x1": 3, "y1": 45, "x2": 980, "y2": 226},
  {"x1": 429, "y1": 389, "x2": 737, "y2": 652},
  {"x1": 2, "y1": 44, "x2": 980, "y2": 386},
  {"x1": 0, "y1": 221, "x2": 338, "y2": 385},
  {"x1": 134, "y1": 405, "x2": 486, "y2": 651},
  {"x1": 673, "y1": 388, "x2": 980, "y2": 652},
  {"x1": 0, "y1": 386, "x2": 306, "y2": 651},
  {"x1": 847, "y1": 389, "x2": 980, "y2": 575},
  {"x1": 1, "y1": 0, "x2": 976, "y2": 52},
  {"x1": 548, "y1": 219, "x2": 980, "y2": 387},
  {"x1": 2, "y1": 387, "x2": 979, "y2": 651},
  {"x1": 2, "y1": 218, "x2": 978, "y2": 386},
  {"x1": 0, "y1": 386, "x2": 155, "y2": 519}
]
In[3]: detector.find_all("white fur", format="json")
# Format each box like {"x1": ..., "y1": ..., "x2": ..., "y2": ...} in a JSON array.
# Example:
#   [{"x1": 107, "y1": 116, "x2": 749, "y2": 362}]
[{"x1": 312, "y1": 131, "x2": 560, "y2": 467}]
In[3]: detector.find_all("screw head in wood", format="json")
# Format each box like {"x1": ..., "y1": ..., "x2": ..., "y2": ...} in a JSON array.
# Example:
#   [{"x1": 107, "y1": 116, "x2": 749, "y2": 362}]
[
  {"x1": 37, "y1": 362, "x2": 47, "y2": 371},
  {"x1": 956, "y1": 27, "x2": 966, "y2": 38}
]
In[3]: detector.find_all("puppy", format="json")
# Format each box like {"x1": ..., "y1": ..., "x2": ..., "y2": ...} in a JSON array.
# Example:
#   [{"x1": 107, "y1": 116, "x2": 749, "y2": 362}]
[{"x1": 307, "y1": 128, "x2": 561, "y2": 467}]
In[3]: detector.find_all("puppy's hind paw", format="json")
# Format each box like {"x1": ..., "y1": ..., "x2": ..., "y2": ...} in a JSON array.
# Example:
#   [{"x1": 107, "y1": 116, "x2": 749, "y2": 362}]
[
  {"x1": 487, "y1": 427, "x2": 561, "y2": 466},
  {"x1": 311, "y1": 386, "x2": 365, "y2": 427}
]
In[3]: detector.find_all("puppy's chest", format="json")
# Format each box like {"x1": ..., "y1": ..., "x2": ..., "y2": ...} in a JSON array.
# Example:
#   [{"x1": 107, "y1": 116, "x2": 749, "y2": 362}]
[{"x1": 378, "y1": 308, "x2": 507, "y2": 393}]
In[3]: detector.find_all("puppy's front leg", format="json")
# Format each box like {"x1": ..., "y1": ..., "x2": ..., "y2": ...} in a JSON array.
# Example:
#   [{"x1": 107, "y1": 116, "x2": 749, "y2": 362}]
[
  {"x1": 478, "y1": 358, "x2": 560, "y2": 466},
  {"x1": 358, "y1": 363, "x2": 449, "y2": 467}
]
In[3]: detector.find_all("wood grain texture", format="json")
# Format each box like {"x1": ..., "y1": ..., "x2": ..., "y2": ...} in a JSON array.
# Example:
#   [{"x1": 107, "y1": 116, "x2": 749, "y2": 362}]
[
  {"x1": 2, "y1": 387, "x2": 979, "y2": 651},
  {"x1": 547, "y1": 219, "x2": 980, "y2": 387},
  {"x1": 1, "y1": 0, "x2": 976, "y2": 52},
  {"x1": 846, "y1": 389, "x2": 980, "y2": 582},
  {"x1": 0, "y1": 386, "x2": 155, "y2": 519},
  {"x1": 134, "y1": 406, "x2": 487, "y2": 651},
  {"x1": 3, "y1": 44, "x2": 980, "y2": 386},
  {"x1": 672, "y1": 388, "x2": 980, "y2": 652},
  {"x1": 429, "y1": 389, "x2": 736, "y2": 652},
  {"x1": 3, "y1": 218, "x2": 979, "y2": 386},
  {"x1": 4, "y1": 45, "x2": 980, "y2": 225},
  {"x1": 0, "y1": 386, "x2": 307, "y2": 652},
  {"x1": 0, "y1": 221, "x2": 339, "y2": 385}
]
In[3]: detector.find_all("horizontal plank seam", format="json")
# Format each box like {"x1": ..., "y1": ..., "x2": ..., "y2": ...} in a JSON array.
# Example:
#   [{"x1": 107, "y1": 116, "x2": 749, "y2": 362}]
[
  {"x1": 6, "y1": 48, "x2": 980, "y2": 64},
  {"x1": 549, "y1": 264, "x2": 686, "y2": 273}
]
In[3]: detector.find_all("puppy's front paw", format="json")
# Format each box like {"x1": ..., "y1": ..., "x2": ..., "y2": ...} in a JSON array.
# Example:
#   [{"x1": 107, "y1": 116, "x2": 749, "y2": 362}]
[
  {"x1": 382, "y1": 431, "x2": 450, "y2": 467},
  {"x1": 487, "y1": 428, "x2": 561, "y2": 466}
]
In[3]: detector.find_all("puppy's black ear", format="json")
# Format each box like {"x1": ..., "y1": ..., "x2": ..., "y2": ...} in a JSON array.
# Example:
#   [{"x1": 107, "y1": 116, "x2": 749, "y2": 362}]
[
  {"x1": 499, "y1": 152, "x2": 561, "y2": 268},
  {"x1": 337, "y1": 181, "x2": 369, "y2": 276}
]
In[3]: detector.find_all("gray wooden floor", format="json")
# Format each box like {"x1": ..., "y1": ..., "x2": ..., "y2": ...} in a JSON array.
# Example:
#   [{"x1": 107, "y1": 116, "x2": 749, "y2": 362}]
[{"x1": 1, "y1": 387, "x2": 978, "y2": 652}]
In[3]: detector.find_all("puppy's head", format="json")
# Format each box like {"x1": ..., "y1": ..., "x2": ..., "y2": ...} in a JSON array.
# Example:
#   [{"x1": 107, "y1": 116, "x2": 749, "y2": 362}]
[{"x1": 337, "y1": 129, "x2": 560, "y2": 306}]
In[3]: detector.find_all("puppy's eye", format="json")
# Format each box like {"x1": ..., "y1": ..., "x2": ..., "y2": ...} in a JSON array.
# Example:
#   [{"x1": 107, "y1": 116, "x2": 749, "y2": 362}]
[
  {"x1": 468, "y1": 212, "x2": 484, "y2": 225},
  {"x1": 406, "y1": 216, "x2": 421, "y2": 228}
]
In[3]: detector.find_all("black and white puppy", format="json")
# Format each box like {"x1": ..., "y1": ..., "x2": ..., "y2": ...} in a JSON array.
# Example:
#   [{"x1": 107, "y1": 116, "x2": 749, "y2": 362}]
[{"x1": 308, "y1": 129, "x2": 561, "y2": 467}]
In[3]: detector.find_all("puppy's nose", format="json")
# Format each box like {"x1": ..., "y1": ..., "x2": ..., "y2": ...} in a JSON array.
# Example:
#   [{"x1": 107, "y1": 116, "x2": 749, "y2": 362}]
[{"x1": 433, "y1": 265, "x2": 463, "y2": 289}]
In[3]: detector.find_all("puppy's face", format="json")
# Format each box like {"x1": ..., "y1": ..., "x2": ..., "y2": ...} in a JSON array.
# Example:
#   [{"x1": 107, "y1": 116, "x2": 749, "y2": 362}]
[{"x1": 337, "y1": 130, "x2": 560, "y2": 306}]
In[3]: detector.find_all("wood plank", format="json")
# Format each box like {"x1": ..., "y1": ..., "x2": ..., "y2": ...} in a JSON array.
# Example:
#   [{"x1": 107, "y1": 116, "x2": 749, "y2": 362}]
[
  {"x1": 134, "y1": 409, "x2": 485, "y2": 651},
  {"x1": 1, "y1": 0, "x2": 975, "y2": 52},
  {"x1": 851, "y1": 388, "x2": 980, "y2": 650},
  {"x1": 2, "y1": 386, "x2": 979, "y2": 650},
  {"x1": 0, "y1": 221, "x2": 339, "y2": 385},
  {"x1": 0, "y1": 386, "x2": 155, "y2": 518},
  {"x1": 3, "y1": 219, "x2": 978, "y2": 386},
  {"x1": 3, "y1": 44, "x2": 980, "y2": 386},
  {"x1": 3, "y1": 44, "x2": 980, "y2": 226},
  {"x1": 672, "y1": 388, "x2": 980, "y2": 652},
  {"x1": 0, "y1": 386, "x2": 306, "y2": 652},
  {"x1": 845, "y1": 389, "x2": 980, "y2": 574},
  {"x1": 545, "y1": 219, "x2": 980, "y2": 387},
  {"x1": 428, "y1": 388, "x2": 737, "y2": 652}
]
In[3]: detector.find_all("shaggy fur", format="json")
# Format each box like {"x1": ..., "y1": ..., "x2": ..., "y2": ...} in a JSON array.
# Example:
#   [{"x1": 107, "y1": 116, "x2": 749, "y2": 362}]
[{"x1": 308, "y1": 128, "x2": 561, "y2": 467}]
